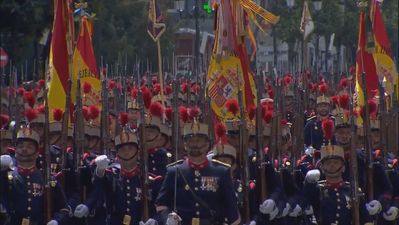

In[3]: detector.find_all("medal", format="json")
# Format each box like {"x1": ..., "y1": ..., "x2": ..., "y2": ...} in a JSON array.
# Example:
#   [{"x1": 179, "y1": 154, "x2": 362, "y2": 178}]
[
  {"x1": 22, "y1": 218, "x2": 30, "y2": 225},
  {"x1": 123, "y1": 214, "x2": 131, "y2": 225},
  {"x1": 192, "y1": 218, "x2": 200, "y2": 225}
]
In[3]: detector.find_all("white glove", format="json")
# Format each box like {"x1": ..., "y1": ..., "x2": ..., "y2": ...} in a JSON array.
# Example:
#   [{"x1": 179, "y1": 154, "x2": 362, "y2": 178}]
[
  {"x1": 259, "y1": 199, "x2": 276, "y2": 214},
  {"x1": 95, "y1": 155, "x2": 109, "y2": 175},
  {"x1": 0, "y1": 155, "x2": 13, "y2": 171},
  {"x1": 139, "y1": 218, "x2": 158, "y2": 225},
  {"x1": 289, "y1": 204, "x2": 302, "y2": 217},
  {"x1": 305, "y1": 146, "x2": 315, "y2": 156},
  {"x1": 166, "y1": 212, "x2": 182, "y2": 225},
  {"x1": 383, "y1": 206, "x2": 399, "y2": 221},
  {"x1": 269, "y1": 207, "x2": 279, "y2": 220},
  {"x1": 305, "y1": 206, "x2": 314, "y2": 215},
  {"x1": 366, "y1": 200, "x2": 382, "y2": 216},
  {"x1": 74, "y1": 204, "x2": 89, "y2": 218},
  {"x1": 305, "y1": 169, "x2": 320, "y2": 183},
  {"x1": 46, "y1": 220, "x2": 58, "y2": 225},
  {"x1": 249, "y1": 220, "x2": 256, "y2": 225},
  {"x1": 281, "y1": 203, "x2": 290, "y2": 217}
]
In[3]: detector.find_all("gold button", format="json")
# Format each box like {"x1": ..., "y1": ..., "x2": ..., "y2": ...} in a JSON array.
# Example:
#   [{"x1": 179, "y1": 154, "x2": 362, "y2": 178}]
[
  {"x1": 337, "y1": 199, "x2": 340, "y2": 202},
  {"x1": 126, "y1": 179, "x2": 130, "y2": 183},
  {"x1": 127, "y1": 193, "x2": 130, "y2": 197},
  {"x1": 153, "y1": 168, "x2": 156, "y2": 171},
  {"x1": 196, "y1": 211, "x2": 200, "y2": 215},
  {"x1": 195, "y1": 178, "x2": 199, "y2": 182},
  {"x1": 28, "y1": 198, "x2": 31, "y2": 202},
  {"x1": 27, "y1": 182, "x2": 31, "y2": 185},
  {"x1": 26, "y1": 176, "x2": 30, "y2": 179},
  {"x1": 336, "y1": 213, "x2": 340, "y2": 217},
  {"x1": 127, "y1": 200, "x2": 130, "y2": 204},
  {"x1": 194, "y1": 187, "x2": 198, "y2": 191},
  {"x1": 334, "y1": 188, "x2": 338, "y2": 191},
  {"x1": 127, "y1": 208, "x2": 130, "y2": 212},
  {"x1": 28, "y1": 207, "x2": 31, "y2": 211},
  {"x1": 337, "y1": 206, "x2": 340, "y2": 210},
  {"x1": 336, "y1": 193, "x2": 340, "y2": 196},
  {"x1": 127, "y1": 186, "x2": 130, "y2": 190},
  {"x1": 195, "y1": 203, "x2": 199, "y2": 207},
  {"x1": 28, "y1": 190, "x2": 31, "y2": 194},
  {"x1": 151, "y1": 160, "x2": 155, "y2": 163}
]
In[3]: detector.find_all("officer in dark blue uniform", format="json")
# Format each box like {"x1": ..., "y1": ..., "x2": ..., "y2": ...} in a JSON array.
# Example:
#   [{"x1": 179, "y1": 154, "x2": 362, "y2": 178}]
[
  {"x1": 303, "y1": 143, "x2": 375, "y2": 225},
  {"x1": 155, "y1": 108, "x2": 240, "y2": 225},
  {"x1": 0, "y1": 124, "x2": 70, "y2": 225},
  {"x1": 304, "y1": 83, "x2": 334, "y2": 152},
  {"x1": 74, "y1": 113, "x2": 158, "y2": 225}
]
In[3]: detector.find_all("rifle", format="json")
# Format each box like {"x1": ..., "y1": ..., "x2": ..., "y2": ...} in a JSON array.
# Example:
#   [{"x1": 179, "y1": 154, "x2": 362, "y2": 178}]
[
  {"x1": 60, "y1": 79, "x2": 72, "y2": 175},
  {"x1": 138, "y1": 76, "x2": 149, "y2": 221},
  {"x1": 391, "y1": 86, "x2": 399, "y2": 157},
  {"x1": 272, "y1": 68, "x2": 282, "y2": 169},
  {"x1": 378, "y1": 82, "x2": 387, "y2": 169},
  {"x1": 238, "y1": 81, "x2": 250, "y2": 224},
  {"x1": 73, "y1": 77, "x2": 86, "y2": 201},
  {"x1": 255, "y1": 70, "x2": 267, "y2": 200},
  {"x1": 43, "y1": 70, "x2": 53, "y2": 222},
  {"x1": 100, "y1": 61, "x2": 109, "y2": 155},
  {"x1": 349, "y1": 78, "x2": 360, "y2": 225},
  {"x1": 172, "y1": 77, "x2": 180, "y2": 161}
]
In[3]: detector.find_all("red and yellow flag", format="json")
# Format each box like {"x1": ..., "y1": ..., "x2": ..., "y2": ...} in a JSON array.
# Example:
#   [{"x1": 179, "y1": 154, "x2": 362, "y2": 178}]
[
  {"x1": 47, "y1": 0, "x2": 72, "y2": 122},
  {"x1": 355, "y1": 11, "x2": 378, "y2": 110},
  {"x1": 370, "y1": 0, "x2": 398, "y2": 99},
  {"x1": 71, "y1": 16, "x2": 101, "y2": 107}
]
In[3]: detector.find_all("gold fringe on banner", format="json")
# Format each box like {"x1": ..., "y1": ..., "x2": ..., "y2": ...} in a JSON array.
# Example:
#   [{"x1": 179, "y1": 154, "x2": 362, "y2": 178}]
[{"x1": 239, "y1": 0, "x2": 280, "y2": 25}]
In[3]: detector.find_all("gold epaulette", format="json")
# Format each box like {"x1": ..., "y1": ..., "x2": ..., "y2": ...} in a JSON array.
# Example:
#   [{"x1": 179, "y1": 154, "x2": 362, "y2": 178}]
[
  {"x1": 307, "y1": 116, "x2": 317, "y2": 121},
  {"x1": 212, "y1": 159, "x2": 231, "y2": 168},
  {"x1": 166, "y1": 160, "x2": 184, "y2": 168}
]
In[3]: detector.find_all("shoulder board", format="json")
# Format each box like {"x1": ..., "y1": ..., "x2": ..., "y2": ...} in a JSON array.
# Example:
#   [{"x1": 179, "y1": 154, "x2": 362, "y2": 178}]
[
  {"x1": 166, "y1": 160, "x2": 184, "y2": 168},
  {"x1": 307, "y1": 116, "x2": 317, "y2": 121},
  {"x1": 211, "y1": 159, "x2": 231, "y2": 167}
]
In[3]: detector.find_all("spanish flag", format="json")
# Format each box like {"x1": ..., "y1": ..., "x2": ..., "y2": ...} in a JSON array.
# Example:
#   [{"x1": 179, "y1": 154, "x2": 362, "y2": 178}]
[
  {"x1": 355, "y1": 11, "x2": 378, "y2": 111},
  {"x1": 47, "y1": 0, "x2": 72, "y2": 122},
  {"x1": 71, "y1": 16, "x2": 101, "y2": 107},
  {"x1": 370, "y1": 0, "x2": 398, "y2": 100}
]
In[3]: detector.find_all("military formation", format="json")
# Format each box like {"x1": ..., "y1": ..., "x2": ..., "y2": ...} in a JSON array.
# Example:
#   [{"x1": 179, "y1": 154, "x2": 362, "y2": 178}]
[{"x1": 0, "y1": 68, "x2": 398, "y2": 225}]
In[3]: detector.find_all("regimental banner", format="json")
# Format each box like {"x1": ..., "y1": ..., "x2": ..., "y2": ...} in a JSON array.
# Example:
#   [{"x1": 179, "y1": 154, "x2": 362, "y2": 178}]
[
  {"x1": 71, "y1": 16, "x2": 101, "y2": 107},
  {"x1": 207, "y1": 55, "x2": 256, "y2": 121},
  {"x1": 147, "y1": 0, "x2": 166, "y2": 42}
]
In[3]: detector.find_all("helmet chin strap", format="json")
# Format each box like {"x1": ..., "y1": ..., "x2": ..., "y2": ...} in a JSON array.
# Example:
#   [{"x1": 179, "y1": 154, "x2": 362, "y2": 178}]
[
  {"x1": 118, "y1": 150, "x2": 139, "y2": 162},
  {"x1": 324, "y1": 165, "x2": 344, "y2": 176}
]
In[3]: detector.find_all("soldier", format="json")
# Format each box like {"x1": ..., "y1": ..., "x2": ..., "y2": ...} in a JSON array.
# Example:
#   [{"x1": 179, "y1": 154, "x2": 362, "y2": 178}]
[
  {"x1": 74, "y1": 112, "x2": 158, "y2": 225},
  {"x1": 304, "y1": 82, "x2": 334, "y2": 152},
  {"x1": 303, "y1": 143, "x2": 375, "y2": 225},
  {"x1": 0, "y1": 118, "x2": 70, "y2": 225},
  {"x1": 155, "y1": 106, "x2": 240, "y2": 225},
  {"x1": 0, "y1": 114, "x2": 13, "y2": 155}
]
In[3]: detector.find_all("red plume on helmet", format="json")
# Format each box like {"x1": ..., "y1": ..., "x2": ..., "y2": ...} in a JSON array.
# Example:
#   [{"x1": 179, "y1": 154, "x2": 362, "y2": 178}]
[
  {"x1": 367, "y1": 99, "x2": 378, "y2": 117},
  {"x1": 164, "y1": 85, "x2": 173, "y2": 95},
  {"x1": 318, "y1": 82, "x2": 328, "y2": 94},
  {"x1": 188, "y1": 106, "x2": 201, "y2": 120},
  {"x1": 82, "y1": 81, "x2": 92, "y2": 94},
  {"x1": 17, "y1": 87, "x2": 25, "y2": 96},
  {"x1": 82, "y1": 106, "x2": 90, "y2": 121},
  {"x1": 215, "y1": 122, "x2": 226, "y2": 143},
  {"x1": 339, "y1": 77, "x2": 348, "y2": 88},
  {"x1": 322, "y1": 118, "x2": 334, "y2": 141},
  {"x1": 181, "y1": 82, "x2": 188, "y2": 94},
  {"x1": 248, "y1": 104, "x2": 256, "y2": 120},
  {"x1": 153, "y1": 83, "x2": 161, "y2": 95},
  {"x1": 23, "y1": 91, "x2": 36, "y2": 108},
  {"x1": 349, "y1": 66, "x2": 356, "y2": 75},
  {"x1": 149, "y1": 101, "x2": 164, "y2": 118},
  {"x1": 191, "y1": 84, "x2": 201, "y2": 94},
  {"x1": 141, "y1": 86, "x2": 152, "y2": 109},
  {"x1": 118, "y1": 112, "x2": 129, "y2": 127},
  {"x1": 52, "y1": 108, "x2": 64, "y2": 122},
  {"x1": 25, "y1": 108, "x2": 38, "y2": 122},
  {"x1": 179, "y1": 106, "x2": 189, "y2": 123},
  {"x1": 165, "y1": 107, "x2": 173, "y2": 121},
  {"x1": 0, "y1": 114, "x2": 10, "y2": 129},
  {"x1": 130, "y1": 88, "x2": 138, "y2": 99},
  {"x1": 283, "y1": 74, "x2": 293, "y2": 86},
  {"x1": 338, "y1": 94, "x2": 350, "y2": 109},
  {"x1": 37, "y1": 79, "x2": 46, "y2": 89},
  {"x1": 331, "y1": 96, "x2": 339, "y2": 105},
  {"x1": 88, "y1": 105, "x2": 100, "y2": 120},
  {"x1": 225, "y1": 99, "x2": 239, "y2": 116},
  {"x1": 36, "y1": 104, "x2": 45, "y2": 114},
  {"x1": 262, "y1": 106, "x2": 273, "y2": 124},
  {"x1": 108, "y1": 80, "x2": 116, "y2": 90}
]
